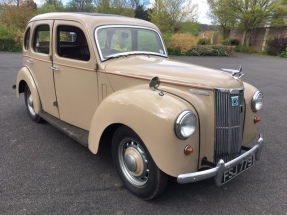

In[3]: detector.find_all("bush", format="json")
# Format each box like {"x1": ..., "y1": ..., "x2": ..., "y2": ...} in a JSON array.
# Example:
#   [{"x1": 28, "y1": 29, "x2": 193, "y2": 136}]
[
  {"x1": 221, "y1": 39, "x2": 240, "y2": 46},
  {"x1": 235, "y1": 45, "x2": 257, "y2": 54},
  {"x1": 230, "y1": 39, "x2": 240, "y2": 46},
  {"x1": 278, "y1": 47, "x2": 287, "y2": 58},
  {"x1": 265, "y1": 35, "x2": 287, "y2": 56},
  {"x1": 197, "y1": 38, "x2": 210, "y2": 45},
  {"x1": 0, "y1": 39, "x2": 22, "y2": 52},
  {"x1": 167, "y1": 33, "x2": 198, "y2": 55},
  {"x1": 221, "y1": 39, "x2": 231, "y2": 45},
  {"x1": 188, "y1": 45, "x2": 229, "y2": 56}
]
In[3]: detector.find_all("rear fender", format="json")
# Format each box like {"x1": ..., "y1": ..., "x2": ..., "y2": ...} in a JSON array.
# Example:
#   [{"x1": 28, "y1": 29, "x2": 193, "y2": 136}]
[{"x1": 16, "y1": 67, "x2": 41, "y2": 114}]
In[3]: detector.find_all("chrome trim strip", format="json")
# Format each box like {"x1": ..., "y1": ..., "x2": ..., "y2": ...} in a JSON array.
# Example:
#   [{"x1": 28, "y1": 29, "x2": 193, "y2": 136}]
[{"x1": 177, "y1": 134, "x2": 263, "y2": 185}]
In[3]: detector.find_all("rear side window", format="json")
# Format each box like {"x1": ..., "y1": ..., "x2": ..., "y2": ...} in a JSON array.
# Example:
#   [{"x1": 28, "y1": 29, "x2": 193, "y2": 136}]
[
  {"x1": 33, "y1": 25, "x2": 50, "y2": 54},
  {"x1": 57, "y1": 25, "x2": 90, "y2": 61},
  {"x1": 24, "y1": 28, "x2": 30, "y2": 50}
]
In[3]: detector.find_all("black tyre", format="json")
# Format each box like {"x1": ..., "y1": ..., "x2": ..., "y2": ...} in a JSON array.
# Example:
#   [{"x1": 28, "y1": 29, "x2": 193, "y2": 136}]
[
  {"x1": 24, "y1": 85, "x2": 42, "y2": 123},
  {"x1": 112, "y1": 126, "x2": 168, "y2": 200}
]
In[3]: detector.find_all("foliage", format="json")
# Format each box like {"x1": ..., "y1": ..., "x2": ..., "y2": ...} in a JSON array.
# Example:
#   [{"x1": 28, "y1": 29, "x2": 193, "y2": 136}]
[
  {"x1": 134, "y1": 5, "x2": 150, "y2": 21},
  {"x1": 208, "y1": 0, "x2": 287, "y2": 46},
  {"x1": 197, "y1": 38, "x2": 210, "y2": 45},
  {"x1": 0, "y1": 4, "x2": 36, "y2": 46},
  {"x1": 235, "y1": 45, "x2": 257, "y2": 54},
  {"x1": 0, "y1": 38, "x2": 22, "y2": 52},
  {"x1": 207, "y1": 0, "x2": 237, "y2": 39},
  {"x1": 188, "y1": 45, "x2": 230, "y2": 56},
  {"x1": 0, "y1": 26, "x2": 11, "y2": 39},
  {"x1": 167, "y1": 33, "x2": 198, "y2": 55},
  {"x1": 265, "y1": 35, "x2": 287, "y2": 56},
  {"x1": 149, "y1": 0, "x2": 198, "y2": 34},
  {"x1": 94, "y1": 0, "x2": 135, "y2": 17},
  {"x1": 221, "y1": 39, "x2": 240, "y2": 46},
  {"x1": 66, "y1": 0, "x2": 94, "y2": 12},
  {"x1": 180, "y1": 21, "x2": 201, "y2": 36}
]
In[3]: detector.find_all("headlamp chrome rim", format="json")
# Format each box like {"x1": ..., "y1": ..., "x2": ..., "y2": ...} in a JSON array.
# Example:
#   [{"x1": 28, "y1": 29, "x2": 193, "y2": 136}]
[
  {"x1": 252, "y1": 91, "x2": 263, "y2": 112},
  {"x1": 175, "y1": 110, "x2": 197, "y2": 140}
]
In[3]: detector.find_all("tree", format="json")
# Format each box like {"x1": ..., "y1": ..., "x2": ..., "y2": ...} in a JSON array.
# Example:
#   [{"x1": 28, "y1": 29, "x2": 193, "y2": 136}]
[
  {"x1": 135, "y1": 4, "x2": 150, "y2": 21},
  {"x1": 269, "y1": 0, "x2": 287, "y2": 27},
  {"x1": 149, "y1": 0, "x2": 198, "y2": 34},
  {"x1": 208, "y1": 0, "x2": 285, "y2": 45},
  {"x1": 207, "y1": 0, "x2": 238, "y2": 39},
  {"x1": 180, "y1": 21, "x2": 201, "y2": 36},
  {"x1": 43, "y1": 0, "x2": 64, "y2": 9},
  {"x1": 0, "y1": 2, "x2": 36, "y2": 45},
  {"x1": 67, "y1": 0, "x2": 94, "y2": 12},
  {"x1": 94, "y1": 0, "x2": 135, "y2": 17}
]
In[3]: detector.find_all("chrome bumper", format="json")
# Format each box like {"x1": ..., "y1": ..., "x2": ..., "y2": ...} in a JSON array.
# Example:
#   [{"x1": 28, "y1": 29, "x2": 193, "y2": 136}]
[{"x1": 177, "y1": 133, "x2": 264, "y2": 186}]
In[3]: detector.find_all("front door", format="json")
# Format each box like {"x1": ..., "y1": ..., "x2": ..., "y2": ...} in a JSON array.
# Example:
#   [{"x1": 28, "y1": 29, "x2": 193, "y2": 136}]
[
  {"x1": 52, "y1": 21, "x2": 99, "y2": 130},
  {"x1": 29, "y1": 21, "x2": 59, "y2": 118}
]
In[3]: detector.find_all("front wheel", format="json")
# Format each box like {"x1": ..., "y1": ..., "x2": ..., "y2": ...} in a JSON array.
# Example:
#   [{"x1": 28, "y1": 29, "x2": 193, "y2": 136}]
[
  {"x1": 112, "y1": 126, "x2": 168, "y2": 200},
  {"x1": 24, "y1": 85, "x2": 42, "y2": 123}
]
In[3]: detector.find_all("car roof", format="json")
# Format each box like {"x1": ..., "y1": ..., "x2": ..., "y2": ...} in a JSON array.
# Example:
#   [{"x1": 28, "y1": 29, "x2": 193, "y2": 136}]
[{"x1": 29, "y1": 12, "x2": 159, "y2": 31}]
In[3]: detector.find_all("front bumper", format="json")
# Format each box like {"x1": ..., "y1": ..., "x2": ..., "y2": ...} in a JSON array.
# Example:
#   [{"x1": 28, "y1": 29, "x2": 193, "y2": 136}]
[{"x1": 177, "y1": 133, "x2": 264, "y2": 186}]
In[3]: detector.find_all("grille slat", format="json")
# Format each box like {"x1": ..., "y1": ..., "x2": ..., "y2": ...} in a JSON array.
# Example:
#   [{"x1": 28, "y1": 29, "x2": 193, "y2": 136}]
[{"x1": 214, "y1": 88, "x2": 244, "y2": 163}]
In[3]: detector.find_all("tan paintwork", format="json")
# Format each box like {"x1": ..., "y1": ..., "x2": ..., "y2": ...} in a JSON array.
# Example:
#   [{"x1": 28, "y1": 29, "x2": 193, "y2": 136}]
[
  {"x1": 28, "y1": 20, "x2": 59, "y2": 118},
  {"x1": 16, "y1": 67, "x2": 42, "y2": 114},
  {"x1": 52, "y1": 20, "x2": 99, "y2": 130},
  {"x1": 17, "y1": 13, "x2": 262, "y2": 177}
]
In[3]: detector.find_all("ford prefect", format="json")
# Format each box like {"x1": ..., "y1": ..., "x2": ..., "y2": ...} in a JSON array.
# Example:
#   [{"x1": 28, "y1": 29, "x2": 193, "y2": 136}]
[{"x1": 15, "y1": 12, "x2": 264, "y2": 200}]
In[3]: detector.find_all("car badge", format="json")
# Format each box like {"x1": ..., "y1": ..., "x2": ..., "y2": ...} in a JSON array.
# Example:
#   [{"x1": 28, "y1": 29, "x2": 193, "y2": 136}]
[
  {"x1": 190, "y1": 89, "x2": 209, "y2": 96},
  {"x1": 231, "y1": 96, "x2": 239, "y2": 107}
]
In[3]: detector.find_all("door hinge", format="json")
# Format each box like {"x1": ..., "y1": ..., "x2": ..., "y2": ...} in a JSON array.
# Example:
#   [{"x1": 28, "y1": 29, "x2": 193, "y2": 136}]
[{"x1": 53, "y1": 101, "x2": 58, "y2": 107}]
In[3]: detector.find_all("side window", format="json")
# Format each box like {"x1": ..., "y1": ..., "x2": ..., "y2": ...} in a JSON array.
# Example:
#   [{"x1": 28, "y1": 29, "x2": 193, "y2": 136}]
[
  {"x1": 57, "y1": 25, "x2": 90, "y2": 61},
  {"x1": 24, "y1": 27, "x2": 30, "y2": 50},
  {"x1": 33, "y1": 25, "x2": 50, "y2": 54}
]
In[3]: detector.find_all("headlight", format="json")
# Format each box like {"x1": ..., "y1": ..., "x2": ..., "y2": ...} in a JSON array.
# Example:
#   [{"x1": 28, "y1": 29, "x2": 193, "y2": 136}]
[
  {"x1": 175, "y1": 111, "x2": 197, "y2": 139},
  {"x1": 252, "y1": 91, "x2": 263, "y2": 112}
]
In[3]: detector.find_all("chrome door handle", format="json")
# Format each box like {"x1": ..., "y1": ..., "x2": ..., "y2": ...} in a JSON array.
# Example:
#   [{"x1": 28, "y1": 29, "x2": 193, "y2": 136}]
[
  {"x1": 27, "y1": 59, "x2": 33, "y2": 64},
  {"x1": 50, "y1": 66, "x2": 59, "y2": 71}
]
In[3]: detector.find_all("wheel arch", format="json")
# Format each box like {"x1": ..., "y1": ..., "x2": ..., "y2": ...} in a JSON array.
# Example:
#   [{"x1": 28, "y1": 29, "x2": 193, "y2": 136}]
[
  {"x1": 88, "y1": 86, "x2": 200, "y2": 177},
  {"x1": 16, "y1": 67, "x2": 42, "y2": 114}
]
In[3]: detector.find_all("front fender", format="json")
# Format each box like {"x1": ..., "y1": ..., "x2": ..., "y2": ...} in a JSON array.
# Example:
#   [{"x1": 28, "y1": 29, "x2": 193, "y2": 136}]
[
  {"x1": 16, "y1": 66, "x2": 41, "y2": 114},
  {"x1": 88, "y1": 85, "x2": 200, "y2": 177}
]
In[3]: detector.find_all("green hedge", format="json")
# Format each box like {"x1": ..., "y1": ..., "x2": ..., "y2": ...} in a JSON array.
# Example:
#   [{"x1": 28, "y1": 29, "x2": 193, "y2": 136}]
[
  {"x1": 168, "y1": 45, "x2": 230, "y2": 56},
  {"x1": 189, "y1": 45, "x2": 229, "y2": 56},
  {"x1": 0, "y1": 39, "x2": 22, "y2": 52}
]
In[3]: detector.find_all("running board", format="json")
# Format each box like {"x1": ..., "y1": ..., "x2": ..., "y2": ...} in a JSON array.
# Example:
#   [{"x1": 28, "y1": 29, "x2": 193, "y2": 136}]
[{"x1": 38, "y1": 111, "x2": 89, "y2": 147}]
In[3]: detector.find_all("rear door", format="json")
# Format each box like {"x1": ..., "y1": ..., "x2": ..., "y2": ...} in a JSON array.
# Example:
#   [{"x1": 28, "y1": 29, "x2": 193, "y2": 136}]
[
  {"x1": 52, "y1": 20, "x2": 99, "y2": 130},
  {"x1": 29, "y1": 20, "x2": 59, "y2": 118}
]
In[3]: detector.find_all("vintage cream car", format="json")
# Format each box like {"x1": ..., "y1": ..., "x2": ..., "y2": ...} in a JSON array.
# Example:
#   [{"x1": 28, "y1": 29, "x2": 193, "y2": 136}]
[{"x1": 15, "y1": 13, "x2": 264, "y2": 200}]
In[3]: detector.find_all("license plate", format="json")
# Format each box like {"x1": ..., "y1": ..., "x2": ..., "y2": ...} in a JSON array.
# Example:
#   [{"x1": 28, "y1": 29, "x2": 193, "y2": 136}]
[{"x1": 221, "y1": 155, "x2": 254, "y2": 184}]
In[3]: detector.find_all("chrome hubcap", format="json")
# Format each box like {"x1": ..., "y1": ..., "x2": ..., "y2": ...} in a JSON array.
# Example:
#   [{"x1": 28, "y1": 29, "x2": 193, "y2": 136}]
[
  {"x1": 119, "y1": 139, "x2": 149, "y2": 187},
  {"x1": 27, "y1": 90, "x2": 36, "y2": 117}
]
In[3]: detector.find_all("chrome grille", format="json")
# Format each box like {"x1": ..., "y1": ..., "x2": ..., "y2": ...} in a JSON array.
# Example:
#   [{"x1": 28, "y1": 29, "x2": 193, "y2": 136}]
[{"x1": 214, "y1": 88, "x2": 244, "y2": 163}]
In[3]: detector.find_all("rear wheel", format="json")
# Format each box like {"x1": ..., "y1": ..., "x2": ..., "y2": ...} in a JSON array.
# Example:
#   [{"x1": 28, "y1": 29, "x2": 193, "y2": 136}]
[
  {"x1": 112, "y1": 126, "x2": 168, "y2": 200},
  {"x1": 24, "y1": 85, "x2": 42, "y2": 123}
]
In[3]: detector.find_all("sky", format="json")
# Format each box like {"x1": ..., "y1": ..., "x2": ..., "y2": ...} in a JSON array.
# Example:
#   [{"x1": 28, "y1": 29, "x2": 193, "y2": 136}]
[{"x1": 192, "y1": 0, "x2": 211, "y2": 24}]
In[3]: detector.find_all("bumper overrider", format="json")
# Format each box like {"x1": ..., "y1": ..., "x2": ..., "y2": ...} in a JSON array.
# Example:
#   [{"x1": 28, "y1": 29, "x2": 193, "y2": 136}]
[{"x1": 177, "y1": 133, "x2": 264, "y2": 186}]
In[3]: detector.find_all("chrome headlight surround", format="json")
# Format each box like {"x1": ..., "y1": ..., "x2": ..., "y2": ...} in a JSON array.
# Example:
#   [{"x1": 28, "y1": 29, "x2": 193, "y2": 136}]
[
  {"x1": 252, "y1": 91, "x2": 263, "y2": 112},
  {"x1": 175, "y1": 111, "x2": 197, "y2": 140}
]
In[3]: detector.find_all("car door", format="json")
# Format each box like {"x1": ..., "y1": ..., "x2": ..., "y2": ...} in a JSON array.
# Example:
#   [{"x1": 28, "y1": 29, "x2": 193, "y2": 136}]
[
  {"x1": 52, "y1": 20, "x2": 99, "y2": 130},
  {"x1": 29, "y1": 20, "x2": 59, "y2": 118}
]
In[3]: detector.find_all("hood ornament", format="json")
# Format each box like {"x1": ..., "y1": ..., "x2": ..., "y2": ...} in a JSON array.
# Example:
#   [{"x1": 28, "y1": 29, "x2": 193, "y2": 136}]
[{"x1": 221, "y1": 66, "x2": 244, "y2": 80}]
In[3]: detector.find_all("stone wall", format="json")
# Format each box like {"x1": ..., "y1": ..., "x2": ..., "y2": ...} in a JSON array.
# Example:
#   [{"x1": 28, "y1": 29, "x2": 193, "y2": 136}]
[{"x1": 229, "y1": 27, "x2": 287, "y2": 50}]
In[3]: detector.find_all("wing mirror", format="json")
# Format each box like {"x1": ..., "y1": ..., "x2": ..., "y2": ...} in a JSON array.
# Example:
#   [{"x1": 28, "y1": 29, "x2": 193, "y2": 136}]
[{"x1": 149, "y1": 76, "x2": 164, "y2": 96}]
